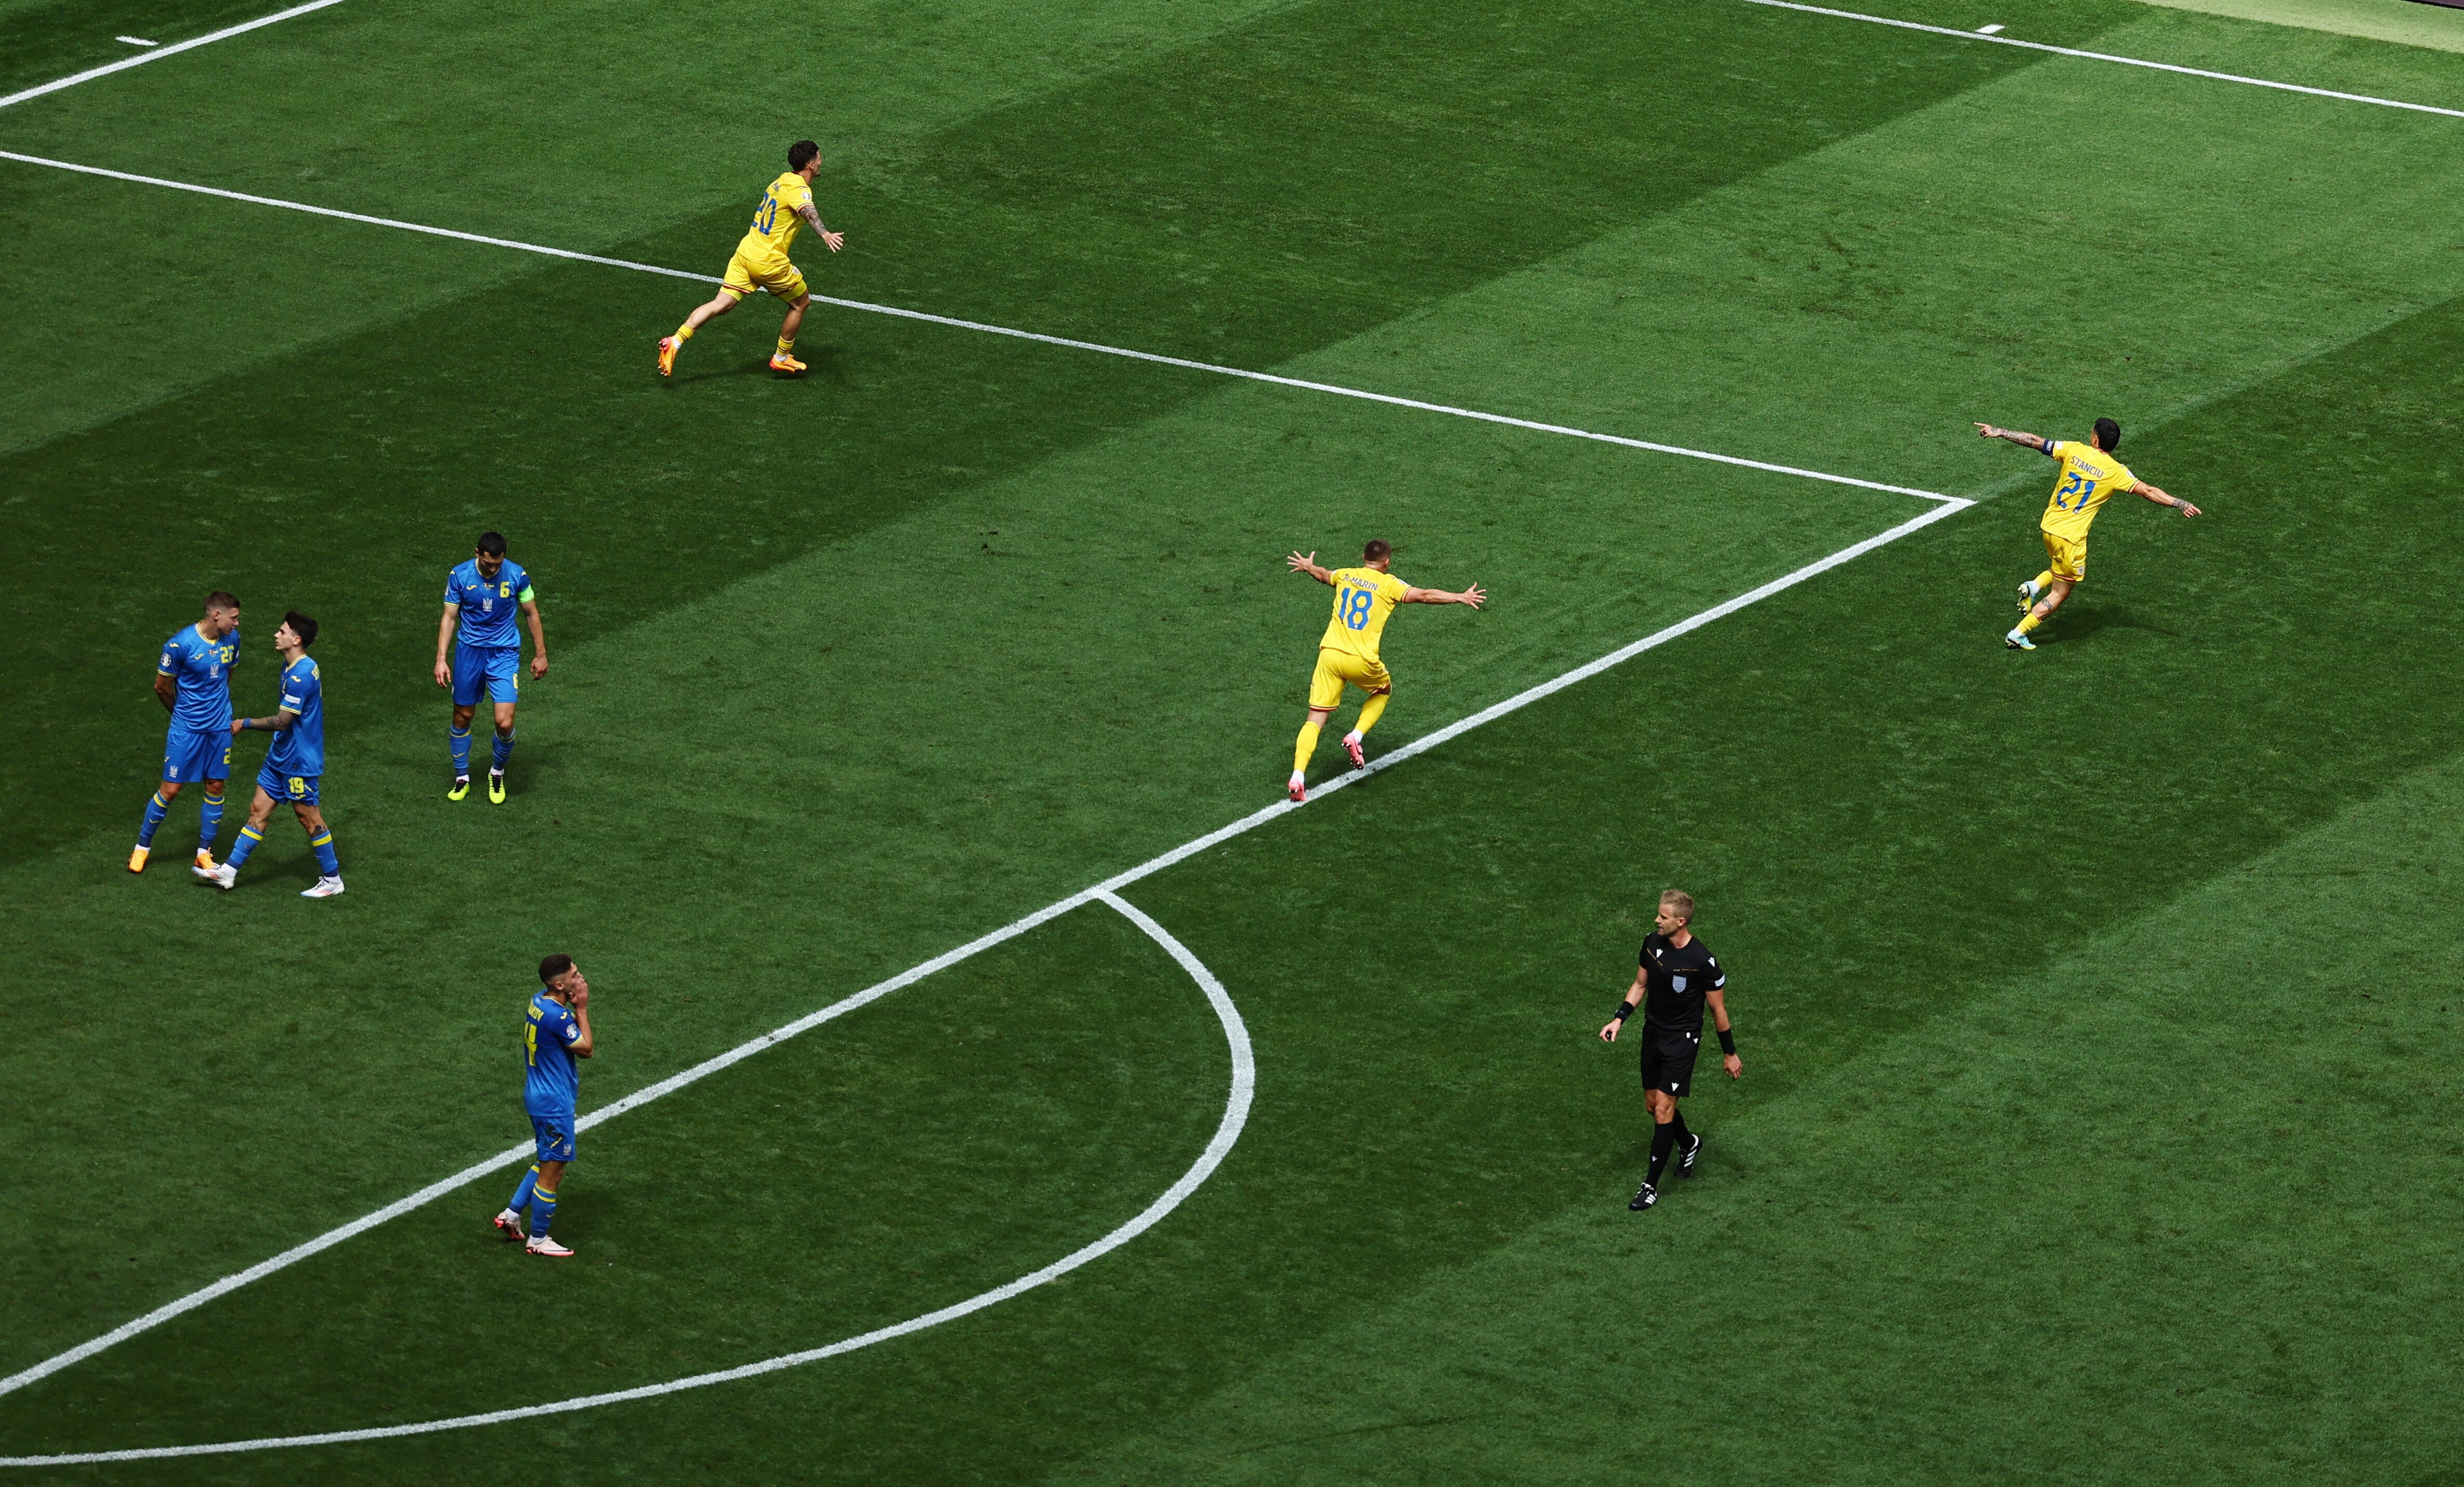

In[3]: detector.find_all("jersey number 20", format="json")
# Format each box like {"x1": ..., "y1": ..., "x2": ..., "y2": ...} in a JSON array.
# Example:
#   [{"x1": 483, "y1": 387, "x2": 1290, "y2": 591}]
[
  {"x1": 754, "y1": 195, "x2": 778, "y2": 233},
  {"x1": 1339, "y1": 588, "x2": 1374, "y2": 630}
]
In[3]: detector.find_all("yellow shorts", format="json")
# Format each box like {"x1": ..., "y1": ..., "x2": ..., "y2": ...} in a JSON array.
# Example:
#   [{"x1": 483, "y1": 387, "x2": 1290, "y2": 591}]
[
  {"x1": 2041, "y1": 529, "x2": 2087, "y2": 584},
  {"x1": 1309, "y1": 649, "x2": 1392, "y2": 711},
  {"x1": 720, "y1": 249, "x2": 807, "y2": 303}
]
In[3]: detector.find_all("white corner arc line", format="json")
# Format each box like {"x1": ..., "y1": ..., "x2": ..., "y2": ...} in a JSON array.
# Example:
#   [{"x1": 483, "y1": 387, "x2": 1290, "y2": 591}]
[
  {"x1": 0, "y1": 0, "x2": 347, "y2": 110},
  {"x1": 0, "y1": 494, "x2": 1971, "y2": 1423},
  {"x1": 0, "y1": 147, "x2": 1957, "y2": 506},
  {"x1": 0, "y1": 894, "x2": 1252, "y2": 1467},
  {"x1": 1738, "y1": 0, "x2": 2464, "y2": 120}
]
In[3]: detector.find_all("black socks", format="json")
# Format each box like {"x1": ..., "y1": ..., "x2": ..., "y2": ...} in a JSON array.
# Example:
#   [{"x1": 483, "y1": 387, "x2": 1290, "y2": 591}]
[{"x1": 1647, "y1": 1122, "x2": 1676, "y2": 1186}]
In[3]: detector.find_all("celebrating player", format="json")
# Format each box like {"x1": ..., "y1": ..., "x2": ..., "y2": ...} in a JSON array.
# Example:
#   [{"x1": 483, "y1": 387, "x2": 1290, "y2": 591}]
[
  {"x1": 130, "y1": 592, "x2": 241, "y2": 875},
  {"x1": 1975, "y1": 418, "x2": 2200, "y2": 650},
  {"x1": 434, "y1": 531, "x2": 547, "y2": 803},
  {"x1": 658, "y1": 140, "x2": 846, "y2": 379},
  {"x1": 1283, "y1": 540, "x2": 1484, "y2": 802},
  {"x1": 203, "y1": 611, "x2": 342, "y2": 897},
  {"x1": 1598, "y1": 889, "x2": 1741, "y2": 1213},
  {"x1": 494, "y1": 954, "x2": 595, "y2": 1258}
]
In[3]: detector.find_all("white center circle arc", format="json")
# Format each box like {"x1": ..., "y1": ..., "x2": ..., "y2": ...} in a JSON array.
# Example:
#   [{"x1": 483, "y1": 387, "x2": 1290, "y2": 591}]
[{"x1": 1, "y1": 891, "x2": 1252, "y2": 1468}]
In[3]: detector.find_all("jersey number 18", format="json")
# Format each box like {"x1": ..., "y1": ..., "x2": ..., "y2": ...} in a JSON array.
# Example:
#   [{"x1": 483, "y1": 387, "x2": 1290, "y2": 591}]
[{"x1": 1339, "y1": 588, "x2": 1374, "y2": 629}]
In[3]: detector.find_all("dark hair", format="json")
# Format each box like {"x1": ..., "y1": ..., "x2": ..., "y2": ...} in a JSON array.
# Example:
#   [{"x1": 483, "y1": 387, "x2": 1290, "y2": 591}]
[
  {"x1": 283, "y1": 610, "x2": 319, "y2": 648},
  {"x1": 477, "y1": 531, "x2": 508, "y2": 557},
  {"x1": 788, "y1": 139, "x2": 820, "y2": 171},
  {"x1": 1362, "y1": 539, "x2": 1393, "y2": 564},
  {"x1": 2093, "y1": 418, "x2": 2121, "y2": 451},
  {"x1": 203, "y1": 591, "x2": 240, "y2": 614},
  {"x1": 539, "y1": 954, "x2": 575, "y2": 985}
]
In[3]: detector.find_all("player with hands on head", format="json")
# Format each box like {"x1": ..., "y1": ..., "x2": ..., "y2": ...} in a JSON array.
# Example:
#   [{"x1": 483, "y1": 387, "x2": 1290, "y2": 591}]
[
  {"x1": 1974, "y1": 418, "x2": 2199, "y2": 651},
  {"x1": 495, "y1": 954, "x2": 594, "y2": 1257},
  {"x1": 1600, "y1": 889, "x2": 1739, "y2": 1212},
  {"x1": 1283, "y1": 539, "x2": 1484, "y2": 802}
]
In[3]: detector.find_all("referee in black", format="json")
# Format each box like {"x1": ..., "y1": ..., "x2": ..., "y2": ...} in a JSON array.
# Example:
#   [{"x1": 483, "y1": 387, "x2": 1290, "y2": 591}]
[{"x1": 1597, "y1": 888, "x2": 1741, "y2": 1211}]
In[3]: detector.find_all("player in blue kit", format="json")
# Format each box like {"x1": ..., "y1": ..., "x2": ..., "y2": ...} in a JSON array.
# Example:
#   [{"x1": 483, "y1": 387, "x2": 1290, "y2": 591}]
[
  {"x1": 202, "y1": 612, "x2": 344, "y2": 897},
  {"x1": 432, "y1": 531, "x2": 549, "y2": 804},
  {"x1": 130, "y1": 592, "x2": 241, "y2": 875},
  {"x1": 493, "y1": 954, "x2": 595, "y2": 1257}
]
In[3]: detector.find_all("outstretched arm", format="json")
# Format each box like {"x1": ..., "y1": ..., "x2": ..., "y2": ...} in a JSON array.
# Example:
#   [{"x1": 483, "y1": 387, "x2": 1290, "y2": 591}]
[
  {"x1": 1975, "y1": 423, "x2": 2056, "y2": 454},
  {"x1": 232, "y1": 707, "x2": 300, "y2": 736},
  {"x1": 2131, "y1": 479, "x2": 2200, "y2": 517},
  {"x1": 522, "y1": 598, "x2": 550, "y2": 679},
  {"x1": 796, "y1": 202, "x2": 845, "y2": 253},
  {"x1": 1287, "y1": 550, "x2": 1334, "y2": 585},
  {"x1": 1705, "y1": 988, "x2": 1742, "y2": 1078},
  {"x1": 433, "y1": 605, "x2": 458, "y2": 689},
  {"x1": 1403, "y1": 582, "x2": 1485, "y2": 608}
]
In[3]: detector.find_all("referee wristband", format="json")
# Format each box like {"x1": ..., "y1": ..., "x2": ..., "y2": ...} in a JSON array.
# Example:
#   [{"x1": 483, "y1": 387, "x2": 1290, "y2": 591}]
[
  {"x1": 1717, "y1": 1028, "x2": 1737, "y2": 1055},
  {"x1": 1611, "y1": 1001, "x2": 1637, "y2": 1022}
]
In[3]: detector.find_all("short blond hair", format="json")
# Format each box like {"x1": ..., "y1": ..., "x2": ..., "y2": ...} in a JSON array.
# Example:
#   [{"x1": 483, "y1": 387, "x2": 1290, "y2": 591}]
[{"x1": 1659, "y1": 889, "x2": 1695, "y2": 921}]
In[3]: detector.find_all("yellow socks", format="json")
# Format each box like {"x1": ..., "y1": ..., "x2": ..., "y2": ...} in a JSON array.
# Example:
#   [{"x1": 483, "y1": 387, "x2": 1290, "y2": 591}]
[
  {"x1": 1293, "y1": 721, "x2": 1322, "y2": 773},
  {"x1": 671, "y1": 323, "x2": 695, "y2": 343},
  {"x1": 2016, "y1": 612, "x2": 2042, "y2": 634},
  {"x1": 2032, "y1": 569, "x2": 2056, "y2": 590},
  {"x1": 1353, "y1": 692, "x2": 1390, "y2": 738},
  {"x1": 776, "y1": 334, "x2": 796, "y2": 356}
]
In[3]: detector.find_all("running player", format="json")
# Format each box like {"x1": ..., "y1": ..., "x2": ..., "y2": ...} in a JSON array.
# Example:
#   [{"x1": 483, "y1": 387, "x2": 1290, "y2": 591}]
[
  {"x1": 433, "y1": 532, "x2": 548, "y2": 803},
  {"x1": 203, "y1": 612, "x2": 342, "y2": 897},
  {"x1": 1284, "y1": 540, "x2": 1484, "y2": 802},
  {"x1": 130, "y1": 592, "x2": 240, "y2": 875},
  {"x1": 494, "y1": 954, "x2": 594, "y2": 1258},
  {"x1": 1975, "y1": 418, "x2": 2200, "y2": 650},
  {"x1": 1597, "y1": 889, "x2": 1741, "y2": 1213},
  {"x1": 658, "y1": 140, "x2": 846, "y2": 379}
]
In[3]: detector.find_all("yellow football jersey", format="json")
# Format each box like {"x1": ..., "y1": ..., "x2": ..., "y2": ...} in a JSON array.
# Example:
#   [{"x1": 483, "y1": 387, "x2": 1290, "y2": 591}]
[
  {"x1": 1318, "y1": 566, "x2": 1411, "y2": 661},
  {"x1": 738, "y1": 171, "x2": 812, "y2": 260},
  {"x1": 2039, "y1": 439, "x2": 2137, "y2": 542}
]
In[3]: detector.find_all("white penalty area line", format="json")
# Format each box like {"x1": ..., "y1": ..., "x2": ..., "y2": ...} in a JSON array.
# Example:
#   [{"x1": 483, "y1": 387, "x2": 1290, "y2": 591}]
[
  {"x1": 0, "y1": 893, "x2": 1256, "y2": 1467},
  {"x1": 1738, "y1": 0, "x2": 2464, "y2": 120},
  {"x1": 0, "y1": 491, "x2": 1972, "y2": 1445},
  {"x1": 0, "y1": 147, "x2": 1959, "y2": 506},
  {"x1": 0, "y1": 0, "x2": 347, "y2": 111}
]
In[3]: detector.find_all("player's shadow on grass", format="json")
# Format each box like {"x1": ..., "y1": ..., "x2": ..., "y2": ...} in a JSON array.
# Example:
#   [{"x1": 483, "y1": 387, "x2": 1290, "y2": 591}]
[
  {"x1": 672, "y1": 344, "x2": 849, "y2": 388},
  {"x1": 2047, "y1": 607, "x2": 2190, "y2": 645}
]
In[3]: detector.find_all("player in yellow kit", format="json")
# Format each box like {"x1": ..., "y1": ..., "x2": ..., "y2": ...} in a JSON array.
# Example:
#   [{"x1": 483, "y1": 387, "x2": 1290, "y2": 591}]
[
  {"x1": 1975, "y1": 417, "x2": 2200, "y2": 650},
  {"x1": 1285, "y1": 539, "x2": 1485, "y2": 802},
  {"x1": 659, "y1": 140, "x2": 845, "y2": 379}
]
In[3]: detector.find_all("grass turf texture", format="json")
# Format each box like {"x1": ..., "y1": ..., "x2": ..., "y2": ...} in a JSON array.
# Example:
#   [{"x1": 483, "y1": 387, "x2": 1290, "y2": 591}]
[{"x1": 3, "y1": 0, "x2": 2463, "y2": 1479}]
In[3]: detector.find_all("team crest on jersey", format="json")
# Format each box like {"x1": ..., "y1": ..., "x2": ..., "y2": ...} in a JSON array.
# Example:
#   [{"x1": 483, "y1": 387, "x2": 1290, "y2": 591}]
[{"x1": 1672, "y1": 974, "x2": 1688, "y2": 992}]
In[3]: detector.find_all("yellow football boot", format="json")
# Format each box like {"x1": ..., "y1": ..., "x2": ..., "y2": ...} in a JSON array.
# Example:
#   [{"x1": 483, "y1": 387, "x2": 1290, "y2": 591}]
[
  {"x1": 658, "y1": 336, "x2": 681, "y2": 377},
  {"x1": 487, "y1": 772, "x2": 507, "y2": 805},
  {"x1": 769, "y1": 352, "x2": 807, "y2": 377},
  {"x1": 448, "y1": 775, "x2": 472, "y2": 802},
  {"x1": 127, "y1": 844, "x2": 150, "y2": 873}
]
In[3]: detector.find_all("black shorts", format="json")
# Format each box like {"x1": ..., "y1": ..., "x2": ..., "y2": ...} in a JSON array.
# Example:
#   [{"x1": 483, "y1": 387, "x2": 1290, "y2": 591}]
[{"x1": 1638, "y1": 1026, "x2": 1701, "y2": 1098}]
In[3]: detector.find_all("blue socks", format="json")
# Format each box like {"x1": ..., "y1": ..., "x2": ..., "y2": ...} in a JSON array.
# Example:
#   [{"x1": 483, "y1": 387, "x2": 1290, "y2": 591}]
[
  {"x1": 450, "y1": 723, "x2": 472, "y2": 777},
  {"x1": 508, "y1": 1165, "x2": 540, "y2": 1215},
  {"x1": 529, "y1": 1186, "x2": 558, "y2": 1237},
  {"x1": 137, "y1": 791, "x2": 169, "y2": 847},
  {"x1": 309, "y1": 828, "x2": 340, "y2": 877},
  {"x1": 226, "y1": 824, "x2": 264, "y2": 869},
  {"x1": 491, "y1": 728, "x2": 515, "y2": 772},
  {"x1": 198, "y1": 791, "x2": 224, "y2": 855}
]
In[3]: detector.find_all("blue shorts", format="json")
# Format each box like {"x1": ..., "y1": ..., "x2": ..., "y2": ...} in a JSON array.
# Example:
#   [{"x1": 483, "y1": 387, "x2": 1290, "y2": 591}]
[
  {"x1": 163, "y1": 726, "x2": 233, "y2": 784},
  {"x1": 529, "y1": 1110, "x2": 576, "y2": 1163},
  {"x1": 453, "y1": 644, "x2": 520, "y2": 707},
  {"x1": 257, "y1": 760, "x2": 321, "y2": 806}
]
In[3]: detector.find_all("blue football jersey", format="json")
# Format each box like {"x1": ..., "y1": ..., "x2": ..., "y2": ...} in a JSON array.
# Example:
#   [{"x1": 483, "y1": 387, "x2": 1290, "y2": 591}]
[
  {"x1": 157, "y1": 623, "x2": 239, "y2": 732},
  {"x1": 265, "y1": 655, "x2": 325, "y2": 777},
  {"x1": 445, "y1": 559, "x2": 534, "y2": 650},
  {"x1": 524, "y1": 990, "x2": 582, "y2": 1113}
]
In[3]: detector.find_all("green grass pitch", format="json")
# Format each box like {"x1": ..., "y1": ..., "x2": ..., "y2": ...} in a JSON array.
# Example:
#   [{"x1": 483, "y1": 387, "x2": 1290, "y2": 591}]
[{"x1": 5, "y1": 0, "x2": 2464, "y2": 1479}]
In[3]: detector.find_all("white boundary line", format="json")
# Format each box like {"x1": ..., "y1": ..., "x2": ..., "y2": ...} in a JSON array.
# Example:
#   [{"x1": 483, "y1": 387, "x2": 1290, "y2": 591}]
[
  {"x1": 0, "y1": 892, "x2": 1254, "y2": 1467},
  {"x1": 0, "y1": 148, "x2": 1959, "y2": 505},
  {"x1": 0, "y1": 0, "x2": 347, "y2": 111},
  {"x1": 1738, "y1": 0, "x2": 2464, "y2": 120},
  {"x1": 0, "y1": 492, "x2": 1972, "y2": 1434}
]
